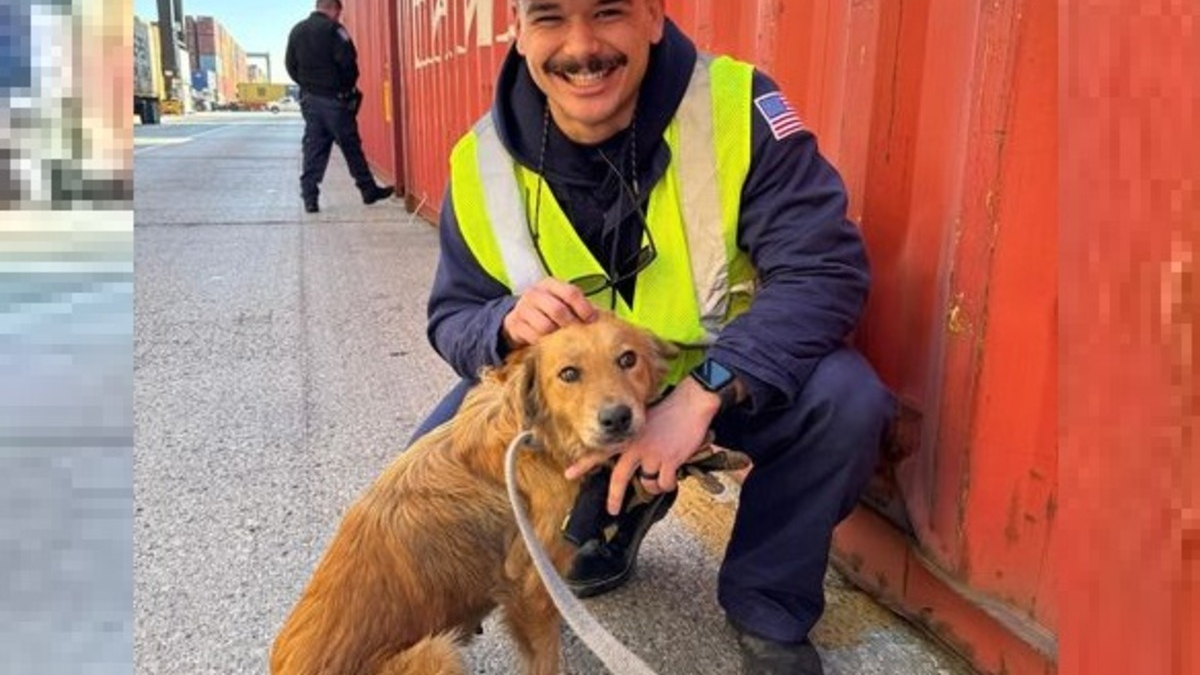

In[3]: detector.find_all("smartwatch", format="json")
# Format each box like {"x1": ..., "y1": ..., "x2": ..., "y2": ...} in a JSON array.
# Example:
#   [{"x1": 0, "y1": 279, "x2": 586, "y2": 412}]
[{"x1": 689, "y1": 358, "x2": 740, "y2": 411}]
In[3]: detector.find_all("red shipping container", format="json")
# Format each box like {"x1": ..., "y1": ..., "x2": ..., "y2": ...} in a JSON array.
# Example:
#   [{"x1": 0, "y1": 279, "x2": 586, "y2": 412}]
[
  {"x1": 392, "y1": 0, "x2": 512, "y2": 218},
  {"x1": 340, "y1": 0, "x2": 405, "y2": 188}
]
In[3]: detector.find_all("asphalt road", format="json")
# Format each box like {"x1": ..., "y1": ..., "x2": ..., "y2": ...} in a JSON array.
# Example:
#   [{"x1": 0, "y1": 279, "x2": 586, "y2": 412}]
[{"x1": 132, "y1": 113, "x2": 975, "y2": 675}]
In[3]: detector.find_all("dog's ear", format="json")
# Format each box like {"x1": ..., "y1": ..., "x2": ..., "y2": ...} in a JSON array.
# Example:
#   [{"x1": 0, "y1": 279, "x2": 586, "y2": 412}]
[
  {"x1": 518, "y1": 349, "x2": 543, "y2": 431},
  {"x1": 646, "y1": 333, "x2": 677, "y2": 390},
  {"x1": 652, "y1": 334, "x2": 679, "y2": 362}
]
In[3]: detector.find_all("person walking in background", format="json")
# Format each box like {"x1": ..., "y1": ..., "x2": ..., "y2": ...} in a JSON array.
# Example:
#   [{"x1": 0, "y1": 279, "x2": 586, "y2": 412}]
[
  {"x1": 412, "y1": 0, "x2": 896, "y2": 673},
  {"x1": 285, "y1": 0, "x2": 393, "y2": 214}
]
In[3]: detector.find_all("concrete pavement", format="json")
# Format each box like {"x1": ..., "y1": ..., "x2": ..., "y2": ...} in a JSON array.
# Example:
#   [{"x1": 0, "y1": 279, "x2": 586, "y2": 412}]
[{"x1": 133, "y1": 112, "x2": 976, "y2": 674}]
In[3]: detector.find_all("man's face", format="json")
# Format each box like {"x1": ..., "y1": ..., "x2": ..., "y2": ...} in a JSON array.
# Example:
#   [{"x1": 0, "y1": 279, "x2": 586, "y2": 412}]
[{"x1": 515, "y1": 0, "x2": 665, "y2": 144}]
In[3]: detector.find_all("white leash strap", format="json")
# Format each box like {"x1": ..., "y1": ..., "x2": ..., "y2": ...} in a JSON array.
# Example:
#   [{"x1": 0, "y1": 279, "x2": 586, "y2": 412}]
[{"x1": 504, "y1": 431, "x2": 658, "y2": 675}]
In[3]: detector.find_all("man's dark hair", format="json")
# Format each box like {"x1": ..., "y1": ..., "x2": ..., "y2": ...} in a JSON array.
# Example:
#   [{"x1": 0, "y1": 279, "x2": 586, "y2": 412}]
[{"x1": 316, "y1": 0, "x2": 342, "y2": 10}]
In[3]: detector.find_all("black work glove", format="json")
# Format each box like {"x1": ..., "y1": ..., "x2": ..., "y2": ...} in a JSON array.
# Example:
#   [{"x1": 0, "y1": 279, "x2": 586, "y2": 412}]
[{"x1": 562, "y1": 466, "x2": 622, "y2": 547}]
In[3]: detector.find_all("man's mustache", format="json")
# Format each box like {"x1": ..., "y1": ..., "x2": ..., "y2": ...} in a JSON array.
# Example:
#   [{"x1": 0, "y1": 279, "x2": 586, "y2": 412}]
[{"x1": 544, "y1": 53, "x2": 629, "y2": 76}]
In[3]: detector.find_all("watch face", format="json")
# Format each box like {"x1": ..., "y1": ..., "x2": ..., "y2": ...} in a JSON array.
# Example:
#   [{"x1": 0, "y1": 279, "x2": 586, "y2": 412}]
[{"x1": 694, "y1": 359, "x2": 735, "y2": 391}]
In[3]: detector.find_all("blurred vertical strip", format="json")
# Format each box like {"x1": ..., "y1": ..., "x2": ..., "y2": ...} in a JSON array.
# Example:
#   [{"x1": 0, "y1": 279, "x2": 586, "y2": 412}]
[
  {"x1": 0, "y1": 0, "x2": 134, "y2": 673},
  {"x1": 1060, "y1": 1, "x2": 1198, "y2": 675}
]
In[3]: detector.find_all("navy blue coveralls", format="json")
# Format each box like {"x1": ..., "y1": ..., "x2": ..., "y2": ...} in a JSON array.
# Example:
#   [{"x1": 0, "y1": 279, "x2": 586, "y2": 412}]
[
  {"x1": 416, "y1": 20, "x2": 895, "y2": 645},
  {"x1": 284, "y1": 11, "x2": 376, "y2": 203}
]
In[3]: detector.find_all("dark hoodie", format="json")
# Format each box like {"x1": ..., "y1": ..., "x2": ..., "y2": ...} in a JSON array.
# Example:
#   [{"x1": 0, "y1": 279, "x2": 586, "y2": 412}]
[
  {"x1": 426, "y1": 19, "x2": 870, "y2": 414},
  {"x1": 285, "y1": 11, "x2": 359, "y2": 98}
]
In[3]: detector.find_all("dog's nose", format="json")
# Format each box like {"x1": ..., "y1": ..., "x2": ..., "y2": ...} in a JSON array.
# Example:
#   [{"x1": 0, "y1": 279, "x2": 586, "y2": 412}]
[{"x1": 598, "y1": 404, "x2": 632, "y2": 435}]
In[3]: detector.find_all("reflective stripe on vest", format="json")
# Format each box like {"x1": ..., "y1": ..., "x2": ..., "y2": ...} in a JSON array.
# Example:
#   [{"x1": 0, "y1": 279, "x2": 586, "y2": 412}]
[
  {"x1": 675, "y1": 54, "x2": 755, "y2": 340},
  {"x1": 450, "y1": 116, "x2": 543, "y2": 291}
]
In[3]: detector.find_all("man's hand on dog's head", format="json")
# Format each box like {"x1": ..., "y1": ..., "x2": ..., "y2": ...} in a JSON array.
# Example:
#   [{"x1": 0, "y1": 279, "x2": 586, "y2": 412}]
[{"x1": 502, "y1": 278, "x2": 598, "y2": 349}]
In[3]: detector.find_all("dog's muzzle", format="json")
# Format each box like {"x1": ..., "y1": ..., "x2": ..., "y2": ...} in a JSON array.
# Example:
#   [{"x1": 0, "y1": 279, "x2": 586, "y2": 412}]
[{"x1": 596, "y1": 403, "x2": 634, "y2": 441}]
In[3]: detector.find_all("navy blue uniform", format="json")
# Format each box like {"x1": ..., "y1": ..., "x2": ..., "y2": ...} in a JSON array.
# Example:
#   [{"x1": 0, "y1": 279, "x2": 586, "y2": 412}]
[
  {"x1": 285, "y1": 11, "x2": 380, "y2": 205},
  {"x1": 418, "y1": 20, "x2": 894, "y2": 643}
]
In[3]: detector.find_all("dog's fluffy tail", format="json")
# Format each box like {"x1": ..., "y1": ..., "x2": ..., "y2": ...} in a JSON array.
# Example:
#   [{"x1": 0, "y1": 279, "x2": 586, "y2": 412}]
[{"x1": 379, "y1": 632, "x2": 465, "y2": 675}]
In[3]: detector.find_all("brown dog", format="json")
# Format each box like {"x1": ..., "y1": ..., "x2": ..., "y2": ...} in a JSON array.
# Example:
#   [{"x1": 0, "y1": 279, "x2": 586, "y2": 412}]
[{"x1": 270, "y1": 313, "x2": 669, "y2": 675}]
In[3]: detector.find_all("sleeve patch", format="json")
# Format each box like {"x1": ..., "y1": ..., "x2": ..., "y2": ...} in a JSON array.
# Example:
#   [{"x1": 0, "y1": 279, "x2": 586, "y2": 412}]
[{"x1": 753, "y1": 91, "x2": 805, "y2": 141}]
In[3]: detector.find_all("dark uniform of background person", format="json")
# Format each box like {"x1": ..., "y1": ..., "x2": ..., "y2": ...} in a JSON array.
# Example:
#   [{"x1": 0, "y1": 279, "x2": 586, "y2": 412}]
[{"x1": 285, "y1": 0, "x2": 393, "y2": 213}]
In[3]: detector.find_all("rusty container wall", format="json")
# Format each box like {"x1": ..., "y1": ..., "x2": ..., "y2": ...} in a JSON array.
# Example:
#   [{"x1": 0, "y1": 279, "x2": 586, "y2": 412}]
[
  {"x1": 395, "y1": 0, "x2": 512, "y2": 219},
  {"x1": 668, "y1": 1, "x2": 1057, "y2": 673},
  {"x1": 341, "y1": 0, "x2": 403, "y2": 187}
]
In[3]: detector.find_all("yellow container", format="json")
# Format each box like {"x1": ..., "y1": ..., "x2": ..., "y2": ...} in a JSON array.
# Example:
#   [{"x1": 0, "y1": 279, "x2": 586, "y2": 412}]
[{"x1": 235, "y1": 82, "x2": 288, "y2": 105}]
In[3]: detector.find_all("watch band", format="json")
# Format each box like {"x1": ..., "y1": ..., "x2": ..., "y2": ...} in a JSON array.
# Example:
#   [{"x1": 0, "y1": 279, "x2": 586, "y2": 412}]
[
  {"x1": 689, "y1": 358, "x2": 740, "y2": 411},
  {"x1": 713, "y1": 379, "x2": 739, "y2": 411}
]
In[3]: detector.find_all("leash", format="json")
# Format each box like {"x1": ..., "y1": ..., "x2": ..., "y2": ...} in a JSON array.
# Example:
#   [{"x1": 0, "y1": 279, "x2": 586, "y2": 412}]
[{"x1": 504, "y1": 431, "x2": 659, "y2": 675}]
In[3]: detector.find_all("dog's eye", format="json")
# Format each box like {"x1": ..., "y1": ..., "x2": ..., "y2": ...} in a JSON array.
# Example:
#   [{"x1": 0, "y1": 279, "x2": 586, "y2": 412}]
[
  {"x1": 558, "y1": 366, "x2": 581, "y2": 382},
  {"x1": 617, "y1": 350, "x2": 638, "y2": 369}
]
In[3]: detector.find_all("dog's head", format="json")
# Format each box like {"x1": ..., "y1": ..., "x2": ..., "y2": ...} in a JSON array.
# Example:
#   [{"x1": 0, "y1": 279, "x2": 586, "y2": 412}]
[{"x1": 515, "y1": 313, "x2": 672, "y2": 465}]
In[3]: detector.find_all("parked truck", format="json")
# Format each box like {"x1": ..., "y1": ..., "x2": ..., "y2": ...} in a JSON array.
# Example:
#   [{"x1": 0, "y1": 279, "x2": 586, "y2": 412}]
[
  {"x1": 235, "y1": 82, "x2": 289, "y2": 111},
  {"x1": 133, "y1": 17, "x2": 162, "y2": 124}
]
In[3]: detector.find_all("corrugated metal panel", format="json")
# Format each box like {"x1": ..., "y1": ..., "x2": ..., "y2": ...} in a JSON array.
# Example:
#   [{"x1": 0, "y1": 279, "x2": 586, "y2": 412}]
[
  {"x1": 395, "y1": 0, "x2": 509, "y2": 219},
  {"x1": 341, "y1": 0, "x2": 403, "y2": 187},
  {"x1": 956, "y1": 0, "x2": 1056, "y2": 624}
]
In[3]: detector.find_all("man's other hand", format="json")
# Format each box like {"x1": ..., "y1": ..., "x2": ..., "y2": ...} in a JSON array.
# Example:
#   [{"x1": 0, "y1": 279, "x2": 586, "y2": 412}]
[{"x1": 566, "y1": 377, "x2": 722, "y2": 515}]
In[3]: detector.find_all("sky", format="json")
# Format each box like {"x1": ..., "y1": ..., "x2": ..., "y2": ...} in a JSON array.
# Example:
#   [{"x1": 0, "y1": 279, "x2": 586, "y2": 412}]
[{"x1": 133, "y1": 0, "x2": 302, "y2": 83}]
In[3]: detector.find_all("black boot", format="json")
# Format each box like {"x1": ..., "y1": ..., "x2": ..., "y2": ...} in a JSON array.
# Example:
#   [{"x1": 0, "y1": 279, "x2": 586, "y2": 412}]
[
  {"x1": 304, "y1": 198, "x2": 319, "y2": 213},
  {"x1": 565, "y1": 488, "x2": 676, "y2": 598},
  {"x1": 732, "y1": 622, "x2": 824, "y2": 675},
  {"x1": 361, "y1": 184, "x2": 394, "y2": 205}
]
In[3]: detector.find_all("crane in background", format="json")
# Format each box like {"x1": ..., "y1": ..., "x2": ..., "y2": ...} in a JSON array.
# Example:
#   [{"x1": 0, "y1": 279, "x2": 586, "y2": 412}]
[{"x1": 246, "y1": 52, "x2": 272, "y2": 83}]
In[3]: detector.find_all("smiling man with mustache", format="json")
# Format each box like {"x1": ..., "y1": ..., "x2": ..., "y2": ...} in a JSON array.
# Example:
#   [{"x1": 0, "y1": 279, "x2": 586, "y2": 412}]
[
  {"x1": 416, "y1": 1, "x2": 896, "y2": 673},
  {"x1": 519, "y1": 1, "x2": 646, "y2": 144}
]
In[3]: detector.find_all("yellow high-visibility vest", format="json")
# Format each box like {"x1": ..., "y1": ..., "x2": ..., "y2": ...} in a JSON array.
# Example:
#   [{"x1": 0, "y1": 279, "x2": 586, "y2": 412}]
[{"x1": 450, "y1": 54, "x2": 757, "y2": 383}]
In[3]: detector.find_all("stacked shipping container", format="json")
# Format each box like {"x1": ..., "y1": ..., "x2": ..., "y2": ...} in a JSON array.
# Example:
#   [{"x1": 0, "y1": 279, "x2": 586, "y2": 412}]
[
  {"x1": 186, "y1": 16, "x2": 247, "y2": 104},
  {"x1": 336, "y1": 2, "x2": 1198, "y2": 675},
  {"x1": 220, "y1": 24, "x2": 248, "y2": 101},
  {"x1": 147, "y1": 21, "x2": 165, "y2": 102}
]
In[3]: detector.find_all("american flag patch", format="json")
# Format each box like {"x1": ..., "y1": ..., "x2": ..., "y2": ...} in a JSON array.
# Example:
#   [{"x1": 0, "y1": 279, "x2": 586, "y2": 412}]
[{"x1": 754, "y1": 91, "x2": 805, "y2": 141}]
